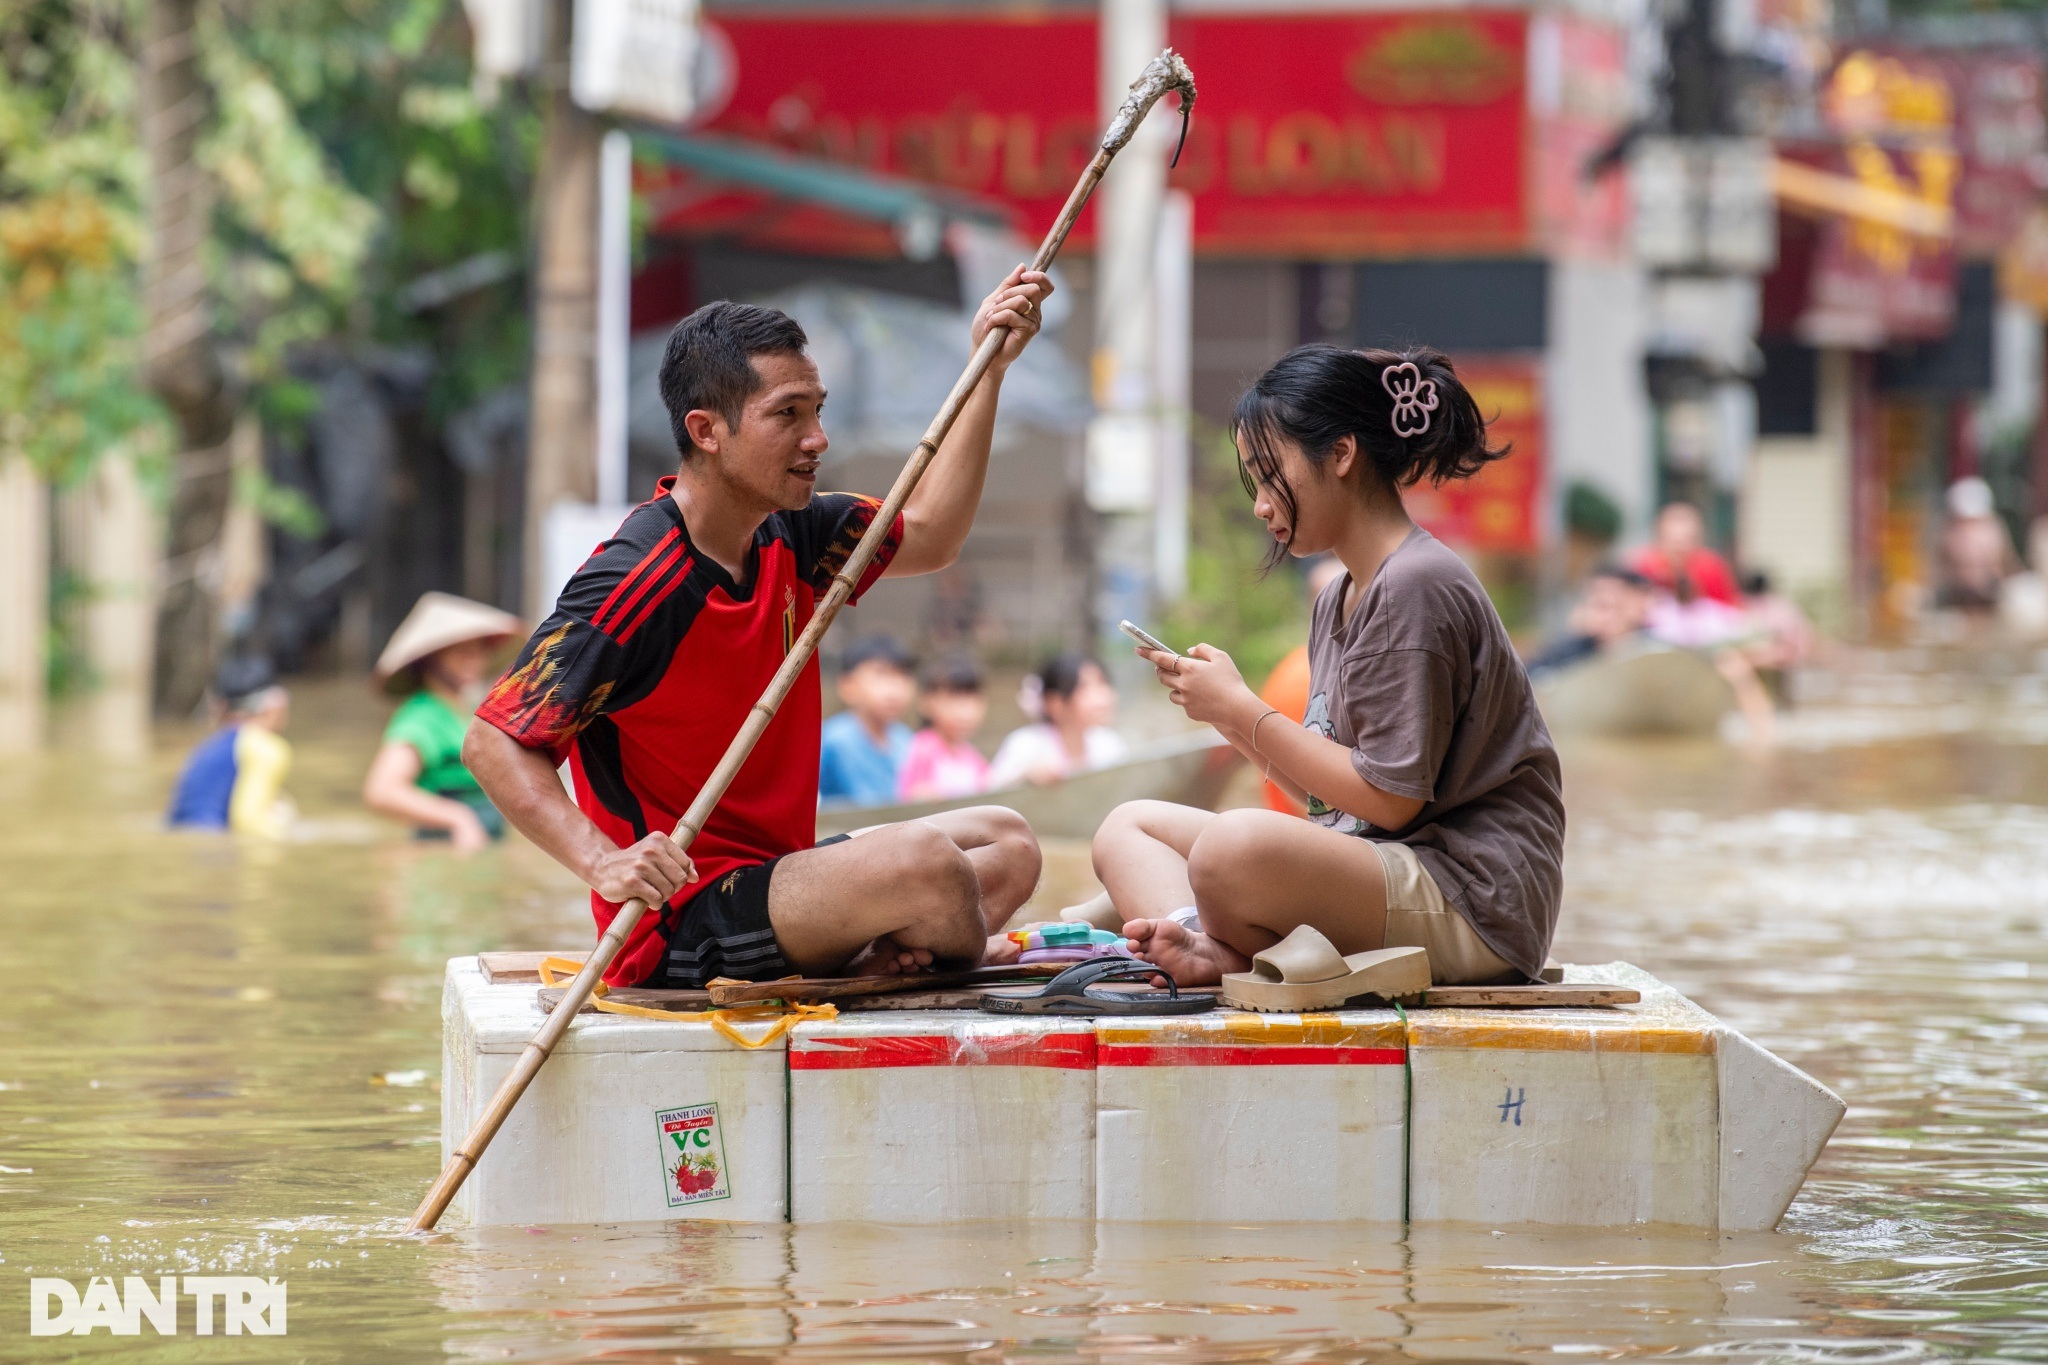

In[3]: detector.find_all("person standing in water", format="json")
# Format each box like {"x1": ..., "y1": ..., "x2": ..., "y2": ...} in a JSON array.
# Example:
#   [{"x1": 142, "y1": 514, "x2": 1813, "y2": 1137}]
[
  {"x1": 1091, "y1": 345, "x2": 1565, "y2": 986},
  {"x1": 363, "y1": 592, "x2": 523, "y2": 850},
  {"x1": 167, "y1": 654, "x2": 295, "y2": 838}
]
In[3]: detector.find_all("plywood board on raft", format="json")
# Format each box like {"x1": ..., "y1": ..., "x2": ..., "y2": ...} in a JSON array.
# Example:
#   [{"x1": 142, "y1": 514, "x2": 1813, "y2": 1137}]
[
  {"x1": 538, "y1": 985, "x2": 712, "y2": 1014},
  {"x1": 483, "y1": 957, "x2": 1564, "y2": 986},
  {"x1": 1421, "y1": 985, "x2": 1640, "y2": 1008},
  {"x1": 536, "y1": 982, "x2": 1106, "y2": 1013},
  {"x1": 706, "y1": 962, "x2": 1064, "y2": 1006},
  {"x1": 478, "y1": 950, "x2": 587, "y2": 984}
]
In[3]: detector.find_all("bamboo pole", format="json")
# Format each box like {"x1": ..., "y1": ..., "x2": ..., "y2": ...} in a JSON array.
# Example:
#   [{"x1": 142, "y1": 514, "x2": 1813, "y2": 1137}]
[{"x1": 409, "y1": 51, "x2": 1196, "y2": 1234}]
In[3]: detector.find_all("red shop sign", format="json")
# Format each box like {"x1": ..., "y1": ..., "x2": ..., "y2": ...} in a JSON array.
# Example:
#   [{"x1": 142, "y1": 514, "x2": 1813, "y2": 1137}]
[
  {"x1": 696, "y1": 11, "x2": 1533, "y2": 255},
  {"x1": 1401, "y1": 359, "x2": 1543, "y2": 553}
]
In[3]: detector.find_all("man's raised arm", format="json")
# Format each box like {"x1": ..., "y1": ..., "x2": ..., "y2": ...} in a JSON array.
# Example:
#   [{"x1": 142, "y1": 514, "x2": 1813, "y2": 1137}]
[{"x1": 887, "y1": 266, "x2": 1054, "y2": 577}]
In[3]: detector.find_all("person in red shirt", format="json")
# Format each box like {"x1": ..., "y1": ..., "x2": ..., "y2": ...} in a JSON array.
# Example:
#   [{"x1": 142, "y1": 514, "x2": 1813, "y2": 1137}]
[
  {"x1": 1628, "y1": 502, "x2": 1741, "y2": 606},
  {"x1": 464, "y1": 275, "x2": 1051, "y2": 987}
]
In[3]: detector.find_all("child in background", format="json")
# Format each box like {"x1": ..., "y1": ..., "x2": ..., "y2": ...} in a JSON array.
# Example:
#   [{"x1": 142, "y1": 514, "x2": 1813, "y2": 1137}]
[
  {"x1": 167, "y1": 655, "x2": 296, "y2": 838},
  {"x1": 1524, "y1": 563, "x2": 1654, "y2": 679},
  {"x1": 897, "y1": 656, "x2": 991, "y2": 801},
  {"x1": 818, "y1": 635, "x2": 916, "y2": 807},
  {"x1": 988, "y1": 653, "x2": 1128, "y2": 789}
]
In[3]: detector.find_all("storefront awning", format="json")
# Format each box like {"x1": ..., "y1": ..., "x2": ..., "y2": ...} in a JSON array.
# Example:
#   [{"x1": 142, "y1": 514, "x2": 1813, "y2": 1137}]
[{"x1": 632, "y1": 129, "x2": 1012, "y2": 259}]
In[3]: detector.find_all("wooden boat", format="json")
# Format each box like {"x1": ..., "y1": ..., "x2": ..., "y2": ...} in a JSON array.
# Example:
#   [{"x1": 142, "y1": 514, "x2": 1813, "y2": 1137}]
[
  {"x1": 1535, "y1": 642, "x2": 1735, "y2": 738},
  {"x1": 816, "y1": 730, "x2": 1240, "y2": 840}
]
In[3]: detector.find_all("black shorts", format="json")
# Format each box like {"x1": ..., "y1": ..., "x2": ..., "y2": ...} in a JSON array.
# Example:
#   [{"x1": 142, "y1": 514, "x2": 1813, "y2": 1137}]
[{"x1": 643, "y1": 834, "x2": 851, "y2": 988}]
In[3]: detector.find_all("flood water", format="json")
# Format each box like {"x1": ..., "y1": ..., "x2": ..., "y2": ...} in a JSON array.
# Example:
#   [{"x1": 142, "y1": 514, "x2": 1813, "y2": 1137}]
[{"x1": 5, "y1": 652, "x2": 2047, "y2": 1362}]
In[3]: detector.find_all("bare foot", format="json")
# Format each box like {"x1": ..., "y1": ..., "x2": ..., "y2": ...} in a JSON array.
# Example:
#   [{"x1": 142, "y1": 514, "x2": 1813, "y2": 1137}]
[
  {"x1": 981, "y1": 932, "x2": 1021, "y2": 967},
  {"x1": 845, "y1": 934, "x2": 933, "y2": 977},
  {"x1": 1121, "y1": 917, "x2": 1252, "y2": 987},
  {"x1": 1057, "y1": 889, "x2": 1121, "y2": 931}
]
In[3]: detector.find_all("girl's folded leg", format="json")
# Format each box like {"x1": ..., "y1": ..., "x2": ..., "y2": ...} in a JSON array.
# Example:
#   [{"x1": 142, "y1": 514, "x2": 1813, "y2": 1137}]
[{"x1": 1090, "y1": 800, "x2": 1213, "y2": 922}]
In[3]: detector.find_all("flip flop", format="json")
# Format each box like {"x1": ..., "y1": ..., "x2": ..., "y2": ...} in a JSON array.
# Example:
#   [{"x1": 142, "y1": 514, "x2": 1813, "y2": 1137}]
[
  {"x1": 981, "y1": 957, "x2": 1216, "y2": 1016},
  {"x1": 1218, "y1": 926, "x2": 1430, "y2": 1013}
]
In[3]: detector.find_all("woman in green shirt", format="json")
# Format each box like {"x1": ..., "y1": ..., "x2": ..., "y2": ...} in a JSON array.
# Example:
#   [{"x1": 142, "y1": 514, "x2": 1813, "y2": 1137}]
[{"x1": 363, "y1": 592, "x2": 523, "y2": 850}]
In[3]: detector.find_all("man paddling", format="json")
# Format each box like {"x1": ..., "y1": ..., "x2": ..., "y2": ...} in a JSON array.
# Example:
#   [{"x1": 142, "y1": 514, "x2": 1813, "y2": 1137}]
[{"x1": 465, "y1": 273, "x2": 1052, "y2": 987}]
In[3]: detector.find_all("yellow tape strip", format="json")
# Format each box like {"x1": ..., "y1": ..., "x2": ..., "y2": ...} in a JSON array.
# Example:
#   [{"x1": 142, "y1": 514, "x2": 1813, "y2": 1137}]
[
  {"x1": 1407, "y1": 1017, "x2": 1715, "y2": 1055},
  {"x1": 536, "y1": 957, "x2": 835, "y2": 1048},
  {"x1": 1099, "y1": 1012, "x2": 1405, "y2": 1049}
]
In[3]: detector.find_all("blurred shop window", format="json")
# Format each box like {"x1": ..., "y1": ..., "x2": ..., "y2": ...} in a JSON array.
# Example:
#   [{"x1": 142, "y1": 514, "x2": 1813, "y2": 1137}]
[
  {"x1": 1756, "y1": 342, "x2": 1819, "y2": 437},
  {"x1": 1353, "y1": 259, "x2": 1548, "y2": 353}
]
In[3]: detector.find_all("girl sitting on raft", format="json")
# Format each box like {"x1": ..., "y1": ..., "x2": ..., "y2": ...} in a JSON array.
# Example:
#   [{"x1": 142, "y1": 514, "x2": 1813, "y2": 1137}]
[{"x1": 1091, "y1": 345, "x2": 1564, "y2": 986}]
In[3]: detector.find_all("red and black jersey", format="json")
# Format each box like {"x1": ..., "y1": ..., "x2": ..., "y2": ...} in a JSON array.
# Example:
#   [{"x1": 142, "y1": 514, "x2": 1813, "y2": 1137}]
[{"x1": 476, "y1": 476, "x2": 902, "y2": 986}]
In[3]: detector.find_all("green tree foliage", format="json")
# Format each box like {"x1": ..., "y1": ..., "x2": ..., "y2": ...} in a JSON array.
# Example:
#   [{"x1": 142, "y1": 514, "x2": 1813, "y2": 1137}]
[
  {"x1": 223, "y1": 0, "x2": 537, "y2": 422},
  {"x1": 4, "y1": 1, "x2": 536, "y2": 699},
  {"x1": 0, "y1": 1, "x2": 536, "y2": 479},
  {"x1": 0, "y1": 4, "x2": 162, "y2": 484}
]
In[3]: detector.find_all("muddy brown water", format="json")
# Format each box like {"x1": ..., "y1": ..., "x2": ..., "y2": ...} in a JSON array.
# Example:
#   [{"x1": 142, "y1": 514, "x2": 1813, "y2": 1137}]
[{"x1": 4, "y1": 656, "x2": 2047, "y2": 1361}]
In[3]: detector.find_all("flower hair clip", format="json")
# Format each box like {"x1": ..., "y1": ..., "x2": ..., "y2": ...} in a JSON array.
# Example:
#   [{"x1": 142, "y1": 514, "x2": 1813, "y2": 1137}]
[{"x1": 1381, "y1": 361, "x2": 1439, "y2": 439}]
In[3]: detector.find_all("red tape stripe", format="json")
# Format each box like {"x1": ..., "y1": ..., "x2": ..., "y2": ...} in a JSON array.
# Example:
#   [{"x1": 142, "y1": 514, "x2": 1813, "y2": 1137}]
[
  {"x1": 1099, "y1": 1045, "x2": 1406, "y2": 1067},
  {"x1": 791, "y1": 1033, "x2": 1097, "y2": 1070}
]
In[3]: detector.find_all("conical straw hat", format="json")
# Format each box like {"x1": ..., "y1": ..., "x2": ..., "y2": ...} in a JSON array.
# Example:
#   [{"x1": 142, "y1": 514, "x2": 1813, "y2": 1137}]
[{"x1": 375, "y1": 592, "x2": 524, "y2": 691}]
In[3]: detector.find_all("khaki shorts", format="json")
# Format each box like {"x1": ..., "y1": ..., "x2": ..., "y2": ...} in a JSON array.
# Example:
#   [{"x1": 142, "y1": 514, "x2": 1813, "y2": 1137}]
[{"x1": 1374, "y1": 841, "x2": 1519, "y2": 986}]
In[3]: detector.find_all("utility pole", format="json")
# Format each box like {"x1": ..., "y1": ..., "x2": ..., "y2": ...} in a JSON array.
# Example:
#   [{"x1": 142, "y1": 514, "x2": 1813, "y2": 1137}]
[
  {"x1": 1090, "y1": 0, "x2": 1172, "y2": 668},
  {"x1": 1633, "y1": 0, "x2": 1774, "y2": 541},
  {"x1": 525, "y1": 0, "x2": 604, "y2": 621}
]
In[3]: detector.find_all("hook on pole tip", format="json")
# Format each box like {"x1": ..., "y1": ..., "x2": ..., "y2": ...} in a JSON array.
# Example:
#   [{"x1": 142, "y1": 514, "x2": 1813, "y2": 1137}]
[{"x1": 1101, "y1": 49, "x2": 1198, "y2": 160}]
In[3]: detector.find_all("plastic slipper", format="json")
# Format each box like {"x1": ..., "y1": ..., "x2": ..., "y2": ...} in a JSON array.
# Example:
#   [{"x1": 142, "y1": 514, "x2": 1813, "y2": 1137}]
[
  {"x1": 981, "y1": 957, "x2": 1215, "y2": 1016},
  {"x1": 1218, "y1": 926, "x2": 1430, "y2": 1013}
]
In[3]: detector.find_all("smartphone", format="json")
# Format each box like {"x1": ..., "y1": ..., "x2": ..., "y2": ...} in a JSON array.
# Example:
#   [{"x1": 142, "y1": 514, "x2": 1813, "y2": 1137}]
[{"x1": 1117, "y1": 619, "x2": 1176, "y2": 655}]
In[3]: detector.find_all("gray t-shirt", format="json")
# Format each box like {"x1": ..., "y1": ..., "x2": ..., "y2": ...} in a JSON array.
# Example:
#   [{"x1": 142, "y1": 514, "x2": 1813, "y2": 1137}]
[{"x1": 1303, "y1": 527, "x2": 1565, "y2": 978}]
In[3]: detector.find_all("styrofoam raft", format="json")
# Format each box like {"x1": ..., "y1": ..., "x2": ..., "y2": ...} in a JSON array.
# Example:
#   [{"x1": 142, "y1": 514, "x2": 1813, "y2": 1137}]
[
  {"x1": 441, "y1": 957, "x2": 788, "y2": 1226},
  {"x1": 1405, "y1": 963, "x2": 1843, "y2": 1229},
  {"x1": 1096, "y1": 1010, "x2": 1407, "y2": 1222},
  {"x1": 788, "y1": 1012, "x2": 1097, "y2": 1222},
  {"x1": 439, "y1": 957, "x2": 1841, "y2": 1231}
]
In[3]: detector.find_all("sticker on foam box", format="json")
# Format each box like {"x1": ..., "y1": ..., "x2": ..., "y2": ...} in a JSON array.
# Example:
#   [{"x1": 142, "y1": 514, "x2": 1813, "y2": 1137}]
[
  {"x1": 1095, "y1": 1010, "x2": 1407, "y2": 1222},
  {"x1": 789, "y1": 1012, "x2": 1097, "y2": 1222},
  {"x1": 439, "y1": 957, "x2": 787, "y2": 1227},
  {"x1": 1405, "y1": 962, "x2": 1722, "y2": 1229}
]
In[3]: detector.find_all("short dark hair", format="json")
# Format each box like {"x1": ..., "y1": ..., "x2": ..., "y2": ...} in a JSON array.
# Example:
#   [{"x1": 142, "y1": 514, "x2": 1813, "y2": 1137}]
[
  {"x1": 1234, "y1": 344, "x2": 1509, "y2": 568},
  {"x1": 842, "y1": 634, "x2": 913, "y2": 676},
  {"x1": 657, "y1": 301, "x2": 809, "y2": 459},
  {"x1": 922, "y1": 654, "x2": 984, "y2": 693},
  {"x1": 214, "y1": 653, "x2": 279, "y2": 707},
  {"x1": 1590, "y1": 562, "x2": 1651, "y2": 590}
]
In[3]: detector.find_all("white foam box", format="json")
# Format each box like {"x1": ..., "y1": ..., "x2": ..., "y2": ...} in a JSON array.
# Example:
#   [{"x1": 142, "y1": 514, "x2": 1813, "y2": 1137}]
[
  {"x1": 1095, "y1": 1010, "x2": 1408, "y2": 1222},
  {"x1": 440, "y1": 957, "x2": 789, "y2": 1226},
  {"x1": 788, "y1": 1012, "x2": 1097, "y2": 1222},
  {"x1": 1405, "y1": 963, "x2": 1843, "y2": 1230}
]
